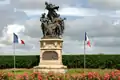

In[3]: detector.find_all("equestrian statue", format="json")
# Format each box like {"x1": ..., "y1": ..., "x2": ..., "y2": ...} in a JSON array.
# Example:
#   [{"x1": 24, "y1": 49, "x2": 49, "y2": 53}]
[{"x1": 40, "y1": 2, "x2": 66, "y2": 38}]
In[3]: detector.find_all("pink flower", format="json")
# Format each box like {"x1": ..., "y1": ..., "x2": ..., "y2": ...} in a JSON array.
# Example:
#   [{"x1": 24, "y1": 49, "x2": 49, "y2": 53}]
[
  {"x1": 88, "y1": 72, "x2": 93, "y2": 79},
  {"x1": 37, "y1": 73, "x2": 42, "y2": 80},
  {"x1": 7, "y1": 72, "x2": 13, "y2": 77},
  {"x1": 118, "y1": 76, "x2": 120, "y2": 80},
  {"x1": 104, "y1": 73, "x2": 110, "y2": 80}
]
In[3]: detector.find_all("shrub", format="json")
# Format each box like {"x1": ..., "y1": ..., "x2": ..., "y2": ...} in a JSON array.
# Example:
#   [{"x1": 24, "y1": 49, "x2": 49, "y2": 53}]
[
  {"x1": 115, "y1": 64, "x2": 120, "y2": 70},
  {"x1": 1, "y1": 70, "x2": 120, "y2": 80},
  {"x1": 0, "y1": 55, "x2": 120, "y2": 69}
]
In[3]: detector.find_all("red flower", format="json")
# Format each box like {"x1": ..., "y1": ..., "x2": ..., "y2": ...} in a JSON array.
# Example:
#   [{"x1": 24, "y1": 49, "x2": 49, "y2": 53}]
[
  {"x1": 104, "y1": 73, "x2": 110, "y2": 80},
  {"x1": 88, "y1": 72, "x2": 93, "y2": 79}
]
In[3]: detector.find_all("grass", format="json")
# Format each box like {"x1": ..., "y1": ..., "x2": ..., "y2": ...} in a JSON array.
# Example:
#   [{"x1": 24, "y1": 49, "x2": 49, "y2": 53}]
[
  {"x1": 0, "y1": 68, "x2": 33, "y2": 75},
  {"x1": 0, "y1": 68, "x2": 116, "y2": 75},
  {"x1": 66, "y1": 68, "x2": 116, "y2": 75}
]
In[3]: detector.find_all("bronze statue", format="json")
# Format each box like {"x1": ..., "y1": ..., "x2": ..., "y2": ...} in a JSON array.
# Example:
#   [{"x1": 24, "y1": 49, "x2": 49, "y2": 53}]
[
  {"x1": 40, "y1": 2, "x2": 66, "y2": 38},
  {"x1": 45, "y1": 2, "x2": 59, "y2": 22}
]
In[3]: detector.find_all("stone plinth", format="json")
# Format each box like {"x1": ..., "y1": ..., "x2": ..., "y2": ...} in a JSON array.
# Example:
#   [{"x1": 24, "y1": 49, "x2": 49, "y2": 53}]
[{"x1": 33, "y1": 38, "x2": 67, "y2": 73}]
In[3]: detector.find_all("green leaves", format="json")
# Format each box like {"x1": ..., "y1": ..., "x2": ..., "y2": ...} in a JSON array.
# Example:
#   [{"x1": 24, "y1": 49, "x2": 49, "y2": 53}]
[
  {"x1": 0, "y1": 56, "x2": 39, "y2": 69},
  {"x1": 62, "y1": 55, "x2": 120, "y2": 69},
  {"x1": 0, "y1": 54, "x2": 120, "y2": 69}
]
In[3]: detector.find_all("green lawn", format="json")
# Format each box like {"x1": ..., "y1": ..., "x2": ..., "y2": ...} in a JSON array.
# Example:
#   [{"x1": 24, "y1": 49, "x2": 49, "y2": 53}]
[
  {"x1": 0, "y1": 68, "x2": 116, "y2": 75},
  {"x1": 67, "y1": 68, "x2": 116, "y2": 75}
]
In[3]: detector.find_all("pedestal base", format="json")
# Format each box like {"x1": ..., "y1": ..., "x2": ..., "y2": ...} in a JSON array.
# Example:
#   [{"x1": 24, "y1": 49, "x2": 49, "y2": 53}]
[
  {"x1": 33, "y1": 38, "x2": 67, "y2": 73},
  {"x1": 33, "y1": 65, "x2": 67, "y2": 73}
]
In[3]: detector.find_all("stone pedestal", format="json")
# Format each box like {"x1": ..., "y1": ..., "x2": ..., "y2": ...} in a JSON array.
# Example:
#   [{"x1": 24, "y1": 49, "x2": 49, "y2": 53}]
[{"x1": 33, "y1": 38, "x2": 67, "y2": 73}]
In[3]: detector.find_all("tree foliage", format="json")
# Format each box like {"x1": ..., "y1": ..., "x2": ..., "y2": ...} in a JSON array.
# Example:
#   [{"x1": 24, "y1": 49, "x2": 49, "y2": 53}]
[{"x1": 0, "y1": 55, "x2": 120, "y2": 69}]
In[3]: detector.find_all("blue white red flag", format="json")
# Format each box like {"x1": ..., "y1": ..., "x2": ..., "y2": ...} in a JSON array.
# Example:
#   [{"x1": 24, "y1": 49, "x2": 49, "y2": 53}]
[
  {"x1": 85, "y1": 32, "x2": 91, "y2": 47},
  {"x1": 13, "y1": 33, "x2": 25, "y2": 44}
]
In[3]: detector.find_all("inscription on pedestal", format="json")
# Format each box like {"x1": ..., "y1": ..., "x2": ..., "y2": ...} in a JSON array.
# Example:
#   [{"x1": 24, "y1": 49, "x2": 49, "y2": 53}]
[{"x1": 42, "y1": 51, "x2": 58, "y2": 60}]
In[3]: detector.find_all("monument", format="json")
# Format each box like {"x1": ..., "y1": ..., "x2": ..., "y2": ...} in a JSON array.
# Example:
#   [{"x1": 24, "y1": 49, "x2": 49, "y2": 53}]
[{"x1": 33, "y1": 2, "x2": 67, "y2": 73}]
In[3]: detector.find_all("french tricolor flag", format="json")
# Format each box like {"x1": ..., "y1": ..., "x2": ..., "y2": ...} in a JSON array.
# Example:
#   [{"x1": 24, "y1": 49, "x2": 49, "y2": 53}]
[
  {"x1": 13, "y1": 33, "x2": 25, "y2": 44},
  {"x1": 85, "y1": 32, "x2": 91, "y2": 47}
]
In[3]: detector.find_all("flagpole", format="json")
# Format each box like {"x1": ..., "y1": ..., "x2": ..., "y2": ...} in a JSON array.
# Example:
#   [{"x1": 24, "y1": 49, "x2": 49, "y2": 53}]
[
  {"x1": 84, "y1": 32, "x2": 86, "y2": 73},
  {"x1": 13, "y1": 42, "x2": 16, "y2": 75}
]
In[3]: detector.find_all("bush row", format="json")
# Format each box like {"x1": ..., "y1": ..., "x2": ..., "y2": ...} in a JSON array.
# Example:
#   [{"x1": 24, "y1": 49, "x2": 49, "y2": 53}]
[
  {"x1": 62, "y1": 55, "x2": 120, "y2": 69},
  {"x1": 0, "y1": 54, "x2": 120, "y2": 69},
  {"x1": 1, "y1": 70, "x2": 120, "y2": 80},
  {"x1": 0, "y1": 56, "x2": 39, "y2": 69}
]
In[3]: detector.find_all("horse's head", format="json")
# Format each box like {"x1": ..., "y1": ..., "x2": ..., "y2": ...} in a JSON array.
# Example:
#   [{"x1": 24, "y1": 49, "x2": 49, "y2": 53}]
[{"x1": 54, "y1": 6, "x2": 59, "y2": 11}]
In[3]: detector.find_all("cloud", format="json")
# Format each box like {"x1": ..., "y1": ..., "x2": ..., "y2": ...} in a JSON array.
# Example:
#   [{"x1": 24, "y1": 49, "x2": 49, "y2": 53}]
[
  {"x1": 11, "y1": 0, "x2": 49, "y2": 9},
  {"x1": 0, "y1": 24, "x2": 25, "y2": 45},
  {"x1": 58, "y1": 7, "x2": 99, "y2": 17},
  {"x1": 0, "y1": 0, "x2": 10, "y2": 5},
  {"x1": 3, "y1": 11, "x2": 120, "y2": 54},
  {"x1": 93, "y1": 37, "x2": 120, "y2": 47},
  {"x1": 0, "y1": 2, "x2": 41, "y2": 54},
  {"x1": 22, "y1": 6, "x2": 99, "y2": 39},
  {"x1": 0, "y1": 4, "x2": 28, "y2": 37},
  {"x1": 89, "y1": 0, "x2": 120, "y2": 10},
  {"x1": 23, "y1": 18, "x2": 42, "y2": 38},
  {"x1": 0, "y1": 23, "x2": 40, "y2": 54},
  {"x1": 21, "y1": 6, "x2": 99, "y2": 39},
  {"x1": 10, "y1": 0, "x2": 80, "y2": 10},
  {"x1": 62, "y1": 15, "x2": 120, "y2": 54},
  {"x1": 23, "y1": 7, "x2": 99, "y2": 17},
  {"x1": 21, "y1": 13, "x2": 120, "y2": 54},
  {"x1": 65, "y1": 15, "x2": 120, "y2": 39},
  {"x1": 0, "y1": 0, "x2": 120, "y2": 55}
]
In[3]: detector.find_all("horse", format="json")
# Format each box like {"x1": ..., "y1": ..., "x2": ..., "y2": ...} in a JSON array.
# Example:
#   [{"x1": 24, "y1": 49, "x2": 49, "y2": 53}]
[{"x1": 41, "y1": 16, "x2": 65, "y2": 38}]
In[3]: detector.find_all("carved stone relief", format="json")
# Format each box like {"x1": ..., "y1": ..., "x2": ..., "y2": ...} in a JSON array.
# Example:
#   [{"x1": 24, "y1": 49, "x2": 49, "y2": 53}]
[{"x1": 42, "y1": 51, "x2": 58, "y2": 60}]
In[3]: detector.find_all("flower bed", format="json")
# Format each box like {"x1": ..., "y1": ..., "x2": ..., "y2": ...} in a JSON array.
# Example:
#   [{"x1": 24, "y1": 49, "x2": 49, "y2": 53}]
[{"x1": 0, "y1": 70, "x2": 120, "y2": 80}]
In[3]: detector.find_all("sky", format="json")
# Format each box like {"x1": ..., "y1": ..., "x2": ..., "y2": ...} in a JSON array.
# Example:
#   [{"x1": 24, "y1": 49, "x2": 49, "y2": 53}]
[{"x1": 0, "y1": 0, "x2": 120, "y2": 55}]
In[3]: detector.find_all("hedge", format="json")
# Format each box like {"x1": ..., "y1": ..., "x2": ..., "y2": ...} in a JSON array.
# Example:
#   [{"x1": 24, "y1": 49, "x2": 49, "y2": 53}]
[
  {"x1": 0, "y1": 56, "x2": 39, "y2": 69},
  {"x1": 0, "y1": 54, "x2": 120, "y2": 69}
]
